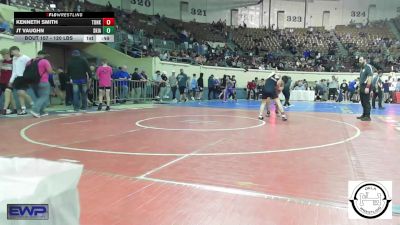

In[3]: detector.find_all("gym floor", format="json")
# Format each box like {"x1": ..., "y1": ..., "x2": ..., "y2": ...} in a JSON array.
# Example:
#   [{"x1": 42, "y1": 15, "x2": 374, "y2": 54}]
[{"x1": 1, "y1": 100, "x2": 399, "y2": 225}]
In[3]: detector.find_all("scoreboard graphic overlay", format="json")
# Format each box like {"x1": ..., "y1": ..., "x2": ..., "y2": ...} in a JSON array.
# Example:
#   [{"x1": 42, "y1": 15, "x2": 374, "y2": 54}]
[{"x1": 14, "y1": 12, "x2": 115, "y2": 43}]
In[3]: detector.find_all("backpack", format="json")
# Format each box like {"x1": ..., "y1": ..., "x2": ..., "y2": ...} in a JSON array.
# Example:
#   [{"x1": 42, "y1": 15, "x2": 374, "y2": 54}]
[{"x1": 23, "y1": 59, "x2": 42, "y2": 84}]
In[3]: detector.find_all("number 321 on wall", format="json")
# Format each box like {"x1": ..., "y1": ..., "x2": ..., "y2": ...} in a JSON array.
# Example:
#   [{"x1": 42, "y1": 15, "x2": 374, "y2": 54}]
[{"x1": 191, "y1": 8, "x2": 207, "y2": 16}]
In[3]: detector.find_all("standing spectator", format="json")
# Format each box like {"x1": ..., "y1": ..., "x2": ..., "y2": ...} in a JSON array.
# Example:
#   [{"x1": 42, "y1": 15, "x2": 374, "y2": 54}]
[
  {"x1": 247, "y1": 80, "x2": 256, "y2": 100},
  {"x1": 283, "y1": 76, "x2": 292, "y2": 106},
  {"x1": 96, "y1": 59, "x2": 112, "y2": 111},
  {"x1": 30, "y1": 50, "x2": 52, "y2": 118},
  {"x1": 383, "y1": 79, "x2": 390, "y2": 103},
  {"x1": 231, "y1": 75, "x2": 237, "y2": 101},
  {"x1": 87, "y1": 65, "x2": 96, "y2": 106},
  {"x1": 328, "y1": 77, "x2": 338, "y2": 101},
  {"x1": 190, "y1": 74, "x2": 198, "y2": 100},
  {"x1": 176, "y1": 69, "x2": 188, "y2": 102},
  {"x1": 67, "y1": 50, "x2": 91, "y2": 112},
  {"x1": 340, "y1": 79, "x2": 348, "y2": 102},
  {"x1": 169, "y1": 70, "x2": 178, "y2": 102},
  {"x1": 112, "y1": 65, "x2": 129, "y2": 103},
  {"x1": 159, "y1": 71, "x2": 168, "y2": 101},
  {"x1": 197, "y1": 73, "x2": 204, "y2": 100},
  {"x1": 0, "y1": 14, "x2": 11, "y2": 33},
  {"x1": 9, "y1": 46, "x2": 32, "y2": 115},
  {"x1": 131, "y1": 67, "x2": 145, "y2": 103},
  {"x1": 348, "y1": 78, "x2": 357, "y2": 101},
  {"x1": 208, "y1": 74, "x2": 215, "y2": 100},
  {"x1": 153, "y1": 70, "x2": 161, "y2": 99},
  {"x1": 57, "y1": 67, "x2": 71, "y2": 105},
  {"x1": 372, "y1": 71, "x2": 384, "y2": 109},
  {"x1": 0, "y1": 48, "x2": 16, "y2": 115}
]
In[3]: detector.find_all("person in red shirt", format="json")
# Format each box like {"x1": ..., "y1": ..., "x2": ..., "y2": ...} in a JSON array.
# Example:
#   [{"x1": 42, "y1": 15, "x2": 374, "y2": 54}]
[
  {"x1": 247, "y1": 79, "x2": 256, "y2": 100},
  {"x1": 0, "y1": 48, "x2": 17, "y2": 115}
]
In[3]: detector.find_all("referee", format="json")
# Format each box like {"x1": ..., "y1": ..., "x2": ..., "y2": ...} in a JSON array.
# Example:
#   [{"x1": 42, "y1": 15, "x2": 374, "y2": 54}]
[{"x1": 357, "y1": 57, "x2": 373, "y2": 121}]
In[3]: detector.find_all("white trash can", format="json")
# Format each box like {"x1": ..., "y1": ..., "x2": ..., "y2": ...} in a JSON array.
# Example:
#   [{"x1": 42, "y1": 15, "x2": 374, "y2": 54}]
[{"x1": 0, "y1": 157, "x2": 83, "y2": 225}]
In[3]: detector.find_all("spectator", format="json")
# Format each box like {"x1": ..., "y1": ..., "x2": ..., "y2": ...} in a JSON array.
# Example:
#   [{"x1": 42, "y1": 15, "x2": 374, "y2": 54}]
[
  {"x1": 153, "y1": 70, "x2": 161, "y2": 99},
  {"x1": 112, "y1": 65, "x2": 129, "y2": 102},
  {"x1": 66, "y1": 50, "x2": 91, "y2": 112},
  {"x1": 169, "y1": 70, "x2": 178, "y2": 102},
  {"x1": 348, "y1": 78, "x2": 357, "y2": 101},
  {"x1": 9, "y1": 46, "x2": 32, "y2": 115},
  {"x1": 0, "y1": 14, "x2": 11, "y2": 33},
  {"x1": 197, "y1": 73, "x2": 204, "y2": 100},
  {"x1": 208, "y1": 74, "x2": 216, "y2": 100},
  {"x1": 176, "y1": 69, "x2": 188, "y2": 102},
  {"x1": 159, "y1": 71, "x2": 168, "y2": 101},
  {"x1": 372, "y1": 71, "x2": 384, "y2": 109},
  {"x1": 340, "y1": 79, "x2": 348, "y2": 102},
  {"x1": 247, "y1": 79, "x2": 256, "y2": 100},
  {"x1": 396, "y1": 78, "x2": 400, "y2": 91},
  {"x1": 0, "y1": 48, "x2": 16, "y2": 115},
  {"x1": 283, "y1": 76, "x2": 292, "y2": 106},
  {"x1": 190, "y1": 74, "x2": 198, "y2": 100},
  {"x1": 328, "y1": 77, "x2": 339, "y2": 101},
  {"x1": 383, "y1": 80, "x2": 390, "y2": 103},
  {"x1": 57, "y1": 67, "x2": 72, "y2": 105},
  {"x1": 30, "y1": 50, "x2": 52, "y2": 118},
  {"x1": 131, "y1": 68, "x2": 146, "y2": 103},
  {"x1": 96, "y1": 58, "x2": 113, "y2": 111},
  {"x1": 88, "y1": 65, "x2": 97, "y2": 106}
]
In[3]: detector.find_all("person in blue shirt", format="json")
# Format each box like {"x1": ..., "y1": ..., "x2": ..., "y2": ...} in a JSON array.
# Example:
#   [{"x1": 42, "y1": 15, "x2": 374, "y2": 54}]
[
  {"x1": 190, "y1": 74, "x2": 198, "y2": 100},
  {"x1": 348, "y1": 78, "x2": 357, "y2": 101},
  {"x1": 112, "y1": 65, "x2": 130, "y2": 102},
  {"x1": 0, "y1": 15, "x2": 11, "y2": 33}
]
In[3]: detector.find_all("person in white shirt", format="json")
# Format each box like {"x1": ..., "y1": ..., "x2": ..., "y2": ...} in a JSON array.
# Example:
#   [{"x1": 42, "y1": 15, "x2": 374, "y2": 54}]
[{"x1": 9, "y1": 46, "x2": 32, "y2": 115}]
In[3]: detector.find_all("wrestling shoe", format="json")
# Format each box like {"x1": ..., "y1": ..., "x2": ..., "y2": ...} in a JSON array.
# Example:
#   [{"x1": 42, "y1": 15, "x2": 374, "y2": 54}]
[
  {"x1": 360, "y1": 116, "x2": 371, "y2": 121},
  {"x1": 266, "y1": 111, "x2": 270, "y2": 117}
]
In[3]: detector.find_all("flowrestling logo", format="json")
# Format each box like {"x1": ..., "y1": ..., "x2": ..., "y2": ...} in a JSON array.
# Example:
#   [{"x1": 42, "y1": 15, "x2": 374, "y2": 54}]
[{"x1": 348, "y1": 181, "x2": 392, "y2": 219}]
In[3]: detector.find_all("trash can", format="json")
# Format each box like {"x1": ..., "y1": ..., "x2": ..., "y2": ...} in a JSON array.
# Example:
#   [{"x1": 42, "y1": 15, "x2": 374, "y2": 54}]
[{"x1": 0, "y1": 157, "x2": 83, "y2": 225}]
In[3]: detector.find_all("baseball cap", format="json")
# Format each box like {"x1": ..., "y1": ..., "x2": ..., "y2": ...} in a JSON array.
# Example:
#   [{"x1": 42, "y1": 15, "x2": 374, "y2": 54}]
[
  {"x1": 72, "y1": 50, "x2": 80, "y2": 56},
  {"x1": 0, "y1": 48, "x2": 9, "y2": 55}
]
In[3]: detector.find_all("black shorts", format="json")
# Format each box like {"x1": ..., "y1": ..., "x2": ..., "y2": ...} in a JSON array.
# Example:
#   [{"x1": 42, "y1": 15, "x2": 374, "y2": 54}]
[
  {"x1": 13, "y1": 77, "x2": 29, "y2": 90},
  {"x1": 179, "y1": 86, "x2": 185, "y2": 94},
  {"x1": 262, "y1": 91, "x2": 278, "y2": 99},
  {"x1": 0, "y1": 83, "x2": 12, "y2": 92},
  {"x1": 99, "y1": 86, "x2": 111, "y2": 90}
]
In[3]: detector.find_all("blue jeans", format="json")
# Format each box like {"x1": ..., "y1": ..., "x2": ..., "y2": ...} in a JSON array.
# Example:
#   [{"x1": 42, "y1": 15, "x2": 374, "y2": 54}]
[
  {"x1": 32, "y1": 82, "x2": 50, "y2": 114},
  {"x1": 73, "y1": 83, "x2": 88, "y2": 111}
]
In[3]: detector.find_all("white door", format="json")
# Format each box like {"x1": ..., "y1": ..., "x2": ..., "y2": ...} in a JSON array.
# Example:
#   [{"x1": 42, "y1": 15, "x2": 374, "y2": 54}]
[
  {"x1": 322, "y1": 11, "x2": 330, "y2": 29},
  {"x1": 368, "y1": 5, "x2": 377, "y2": 22},
  {"x1": 231, "y1": 9, "x2": 239, "y2": 27},
  {"x1": 277, "y1": 11, "x2": 285, "y2": 29},
  {"x1": 180, "y1": 1, "x2": 189, "y2": 21}
]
